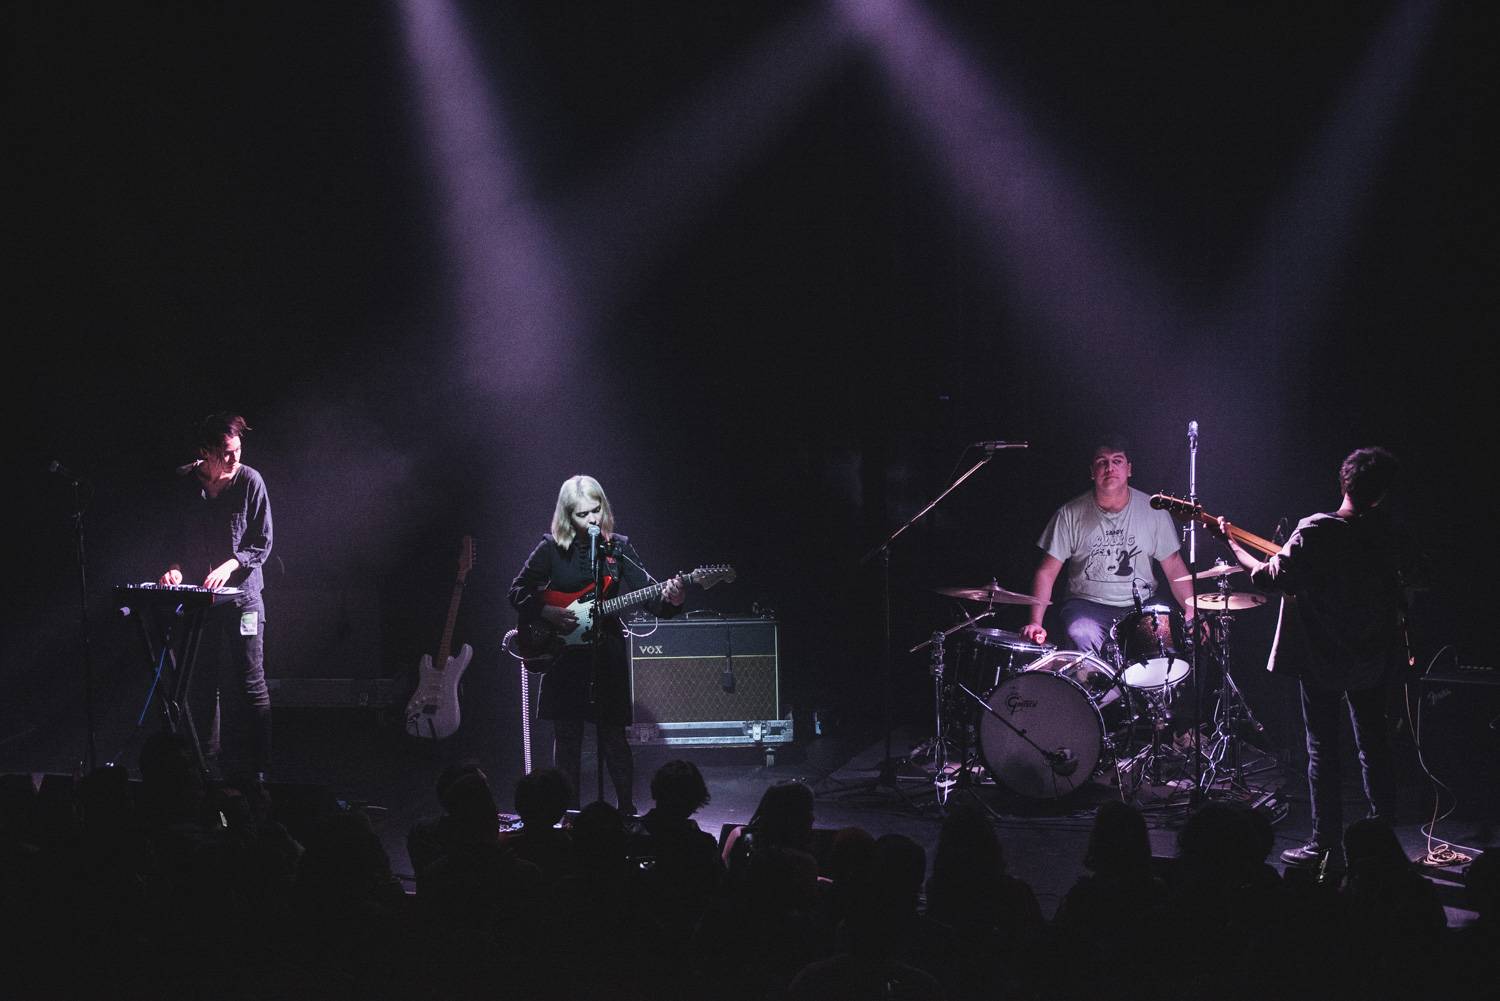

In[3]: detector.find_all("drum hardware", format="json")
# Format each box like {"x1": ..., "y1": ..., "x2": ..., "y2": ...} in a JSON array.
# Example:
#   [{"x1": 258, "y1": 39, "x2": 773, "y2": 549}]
[
  {"x1": 930, "y1": 580, "x2": 1051, "y2": 605},
  {"x1": 822, "y1": 443, "x2": 1026, "y2": 815},
  {"x1": 907, "y1": 614, "x2": 988, "y2": 779},
  {"x1": 1194, "y1": 591, "x2": 1277, "y2": 797},
  {"x1": 908, "y1": 610, "x2": 995, "y2": 653}
]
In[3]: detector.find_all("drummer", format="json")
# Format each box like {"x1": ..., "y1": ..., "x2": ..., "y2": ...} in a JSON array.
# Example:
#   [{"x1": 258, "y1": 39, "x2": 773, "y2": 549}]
[{"x1": 1019, "y1": 436, "x2": 1197, "y2": 655}]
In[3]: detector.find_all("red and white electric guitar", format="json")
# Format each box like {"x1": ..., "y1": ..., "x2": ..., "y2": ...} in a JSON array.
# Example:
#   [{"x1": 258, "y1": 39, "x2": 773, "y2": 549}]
[
  {"x1": 513, "y1": 563, "x2": 736, "y2": 670},
  {"x1": 404, "y1": 536, "x2": 476, "y2": 741}
]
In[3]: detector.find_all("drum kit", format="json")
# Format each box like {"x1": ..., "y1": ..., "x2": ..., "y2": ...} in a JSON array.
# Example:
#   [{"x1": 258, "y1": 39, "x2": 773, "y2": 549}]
[{"x1": 911, "y1": 561, "x2": 1272, "y2": 807}]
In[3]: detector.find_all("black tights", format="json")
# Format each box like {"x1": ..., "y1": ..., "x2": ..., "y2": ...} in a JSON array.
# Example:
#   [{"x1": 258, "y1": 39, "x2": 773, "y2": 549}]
[{"x1": 552, "y1": 719, "x2": 636, "y2": 814}]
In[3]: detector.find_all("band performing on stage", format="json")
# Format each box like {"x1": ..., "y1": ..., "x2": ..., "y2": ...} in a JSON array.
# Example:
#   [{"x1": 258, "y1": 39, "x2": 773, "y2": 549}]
[{"x1": 124, "y1": 421, "x2": 1419, "y2": 874}]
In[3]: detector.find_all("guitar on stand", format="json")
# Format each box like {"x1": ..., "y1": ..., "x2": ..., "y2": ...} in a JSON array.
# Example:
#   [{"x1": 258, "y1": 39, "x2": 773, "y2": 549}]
[{"x1": 404, "y1": 536, "x2": 476, "y2": 741}]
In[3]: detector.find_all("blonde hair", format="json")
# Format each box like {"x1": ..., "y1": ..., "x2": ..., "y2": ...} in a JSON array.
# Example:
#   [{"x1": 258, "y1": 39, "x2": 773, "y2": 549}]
[{"x1": 550, "y1": 475, "x2": 615, "y2": 548}]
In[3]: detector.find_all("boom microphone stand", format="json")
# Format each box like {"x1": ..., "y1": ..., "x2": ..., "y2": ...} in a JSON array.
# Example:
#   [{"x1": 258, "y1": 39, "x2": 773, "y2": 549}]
[{"x1": 819, "y1": 441, "x2": 1026, "y2": 812}]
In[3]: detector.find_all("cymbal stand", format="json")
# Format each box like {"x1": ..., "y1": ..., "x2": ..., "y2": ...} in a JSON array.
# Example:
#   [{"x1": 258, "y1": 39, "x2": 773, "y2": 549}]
[
  {"x1": 1196, "y1": 583, "x2": 1276, "y2": 797},
  {"x1": 907, "y1": 612, "x2": 992, "y2": 769},
  {"x1": 924, "y1": 631, "x2": 958, "y2": 805}
]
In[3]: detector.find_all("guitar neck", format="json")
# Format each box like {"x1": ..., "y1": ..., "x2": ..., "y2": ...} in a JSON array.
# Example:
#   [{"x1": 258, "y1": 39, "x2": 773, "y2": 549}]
[
  {"x1": 597, "y1": 576, "x2": 677, "y2": 618},
  {"x1": 1195, "y1": 513, "x2": 1281, "y2": 558},
  {"x1": 435, "y1": 577, "x2": 465, "y2": 666}
]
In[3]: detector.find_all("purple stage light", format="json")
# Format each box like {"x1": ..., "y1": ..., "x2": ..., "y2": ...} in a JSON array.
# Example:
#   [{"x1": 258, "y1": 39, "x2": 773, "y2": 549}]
[
  {"x1": 1228, "y1": 0, "x2": 1439, "y2": 338},
  {"x1": 397, "y1": 0, "x2": 576, "y2": 396},
  {"x1": 838, "y1": 0, "x2": 1177, "y2": 353}
]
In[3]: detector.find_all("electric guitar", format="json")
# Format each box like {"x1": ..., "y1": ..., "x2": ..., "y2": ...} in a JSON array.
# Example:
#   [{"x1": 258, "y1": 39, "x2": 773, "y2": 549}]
[
  {"x1": 1149, "y1": 493, "x2": 1281, "y2": 557},
  {"x1": 514, "y1": 563, "x2": 736, "y2": 670},
  {"x1": 404, "y1": 536, "x2": 476, "y2": 741}
]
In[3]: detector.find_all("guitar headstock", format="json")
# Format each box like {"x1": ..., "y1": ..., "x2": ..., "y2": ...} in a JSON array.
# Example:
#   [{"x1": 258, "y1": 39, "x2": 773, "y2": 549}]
[
  {"x1": 687, "y1": 564, "x2": 737, "y2": 590},
  {"x1": 457, "y1": 535, "x2": 476, "y2": 580},
  {"x1": 1149, "y1": 493, "x2": 1202, "y2": 518}
]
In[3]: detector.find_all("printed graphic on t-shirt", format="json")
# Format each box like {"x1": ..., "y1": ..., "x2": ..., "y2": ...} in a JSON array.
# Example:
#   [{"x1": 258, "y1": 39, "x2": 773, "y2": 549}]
[{"x1": 1082, "y1": 527, "x2": 1141, "y2": 583}]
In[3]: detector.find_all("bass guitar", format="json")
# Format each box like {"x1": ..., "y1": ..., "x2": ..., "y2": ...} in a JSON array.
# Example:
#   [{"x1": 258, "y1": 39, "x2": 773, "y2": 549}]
[
  {"x1": 404, "y1": 536, "x2": 476, "y2": 741},
  {"x1": 1148, "y1": 493, "x2": 1281, "y2": 557},
  {"x1": 514, "y1": 563, "x2": 736, "y2": 670},
  {"x1": 1151, "y1": 492, "x2": 1415, "y2": 667}
]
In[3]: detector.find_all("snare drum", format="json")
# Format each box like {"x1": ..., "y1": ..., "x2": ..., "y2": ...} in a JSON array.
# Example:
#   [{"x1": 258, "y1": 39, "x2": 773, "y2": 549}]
[
  {"x1": 956, "y1": 627, "x2": 1054, "y2": 691},
  {"x1": 978, "y1": 650, "x2": 1126, "y2": 799},
  {"x1": 1112, "y1": 604, "x2": 1191, "y2": 691}
]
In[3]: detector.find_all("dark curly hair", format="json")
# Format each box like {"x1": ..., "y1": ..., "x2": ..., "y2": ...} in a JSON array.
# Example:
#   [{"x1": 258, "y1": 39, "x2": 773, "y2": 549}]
[{"x1": 1339, "y1": 446, "x2": 1399, "y2": 509}]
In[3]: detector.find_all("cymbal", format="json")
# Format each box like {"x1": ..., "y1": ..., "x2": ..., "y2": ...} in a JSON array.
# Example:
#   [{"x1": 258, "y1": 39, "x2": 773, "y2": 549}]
[
  {"x1": 1173, "y1": 563, "x2": 1243, "y2": 583},
  {"x1": 931, "y1": 580, "x2": 1050, "y2": 606},
  {"x1": 1186, "y1": 591, "x2": 1268, "y2": 611}
]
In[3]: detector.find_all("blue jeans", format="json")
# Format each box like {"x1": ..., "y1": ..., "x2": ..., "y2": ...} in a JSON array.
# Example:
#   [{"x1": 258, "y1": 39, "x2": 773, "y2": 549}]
[
  {"x1": 1057, "y1": 597, "x2": 1131, "y2": 656},
  {"x1": 1300, "y1": 681, "x2": 1396, "y2": 848}
]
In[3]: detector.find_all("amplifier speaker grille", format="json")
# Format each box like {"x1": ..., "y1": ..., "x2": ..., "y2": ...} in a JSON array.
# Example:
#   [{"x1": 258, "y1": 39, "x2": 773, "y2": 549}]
[{"x1": 631, "y1": 655, "x2": 778, "y2": 723}]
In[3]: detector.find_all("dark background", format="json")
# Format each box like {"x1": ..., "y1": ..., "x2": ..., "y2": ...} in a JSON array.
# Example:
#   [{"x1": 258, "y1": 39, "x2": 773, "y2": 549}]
[{"x1": 5, "y1": 1, "x2": 1494, "y2": 777}]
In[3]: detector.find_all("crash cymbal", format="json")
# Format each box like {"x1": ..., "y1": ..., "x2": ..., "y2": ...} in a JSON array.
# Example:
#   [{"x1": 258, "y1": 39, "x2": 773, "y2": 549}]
[
  {"x1": 1174, "y1": 563, "x2": 1244, "y2": 583},
  {"x1": 931, "y1": 580, "x2": 1050, "y2": 606},
  {"x1": 1186, "y1": 591, "x2": 1268, "y2": 611}
]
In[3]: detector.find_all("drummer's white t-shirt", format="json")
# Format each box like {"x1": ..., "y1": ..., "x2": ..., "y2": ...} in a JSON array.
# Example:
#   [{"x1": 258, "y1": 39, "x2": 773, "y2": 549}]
[{"x1": 1036, "y1": 486, "x2": 1181, "y2": 607}]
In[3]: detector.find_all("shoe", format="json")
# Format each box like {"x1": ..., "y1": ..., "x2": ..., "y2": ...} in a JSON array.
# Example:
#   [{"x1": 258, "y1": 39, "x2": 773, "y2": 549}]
[{"x1": 1280, "y1": 842, "x2": 1335, "y2": 867}]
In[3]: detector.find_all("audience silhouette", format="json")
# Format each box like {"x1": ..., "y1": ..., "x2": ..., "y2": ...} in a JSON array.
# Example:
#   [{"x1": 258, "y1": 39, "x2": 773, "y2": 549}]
[{"x1": 1, "y1": 739, "x2": 1491, "y2": 1001}]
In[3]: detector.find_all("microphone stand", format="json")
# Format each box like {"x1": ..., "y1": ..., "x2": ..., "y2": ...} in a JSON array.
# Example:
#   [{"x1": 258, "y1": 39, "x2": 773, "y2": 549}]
[
  {"x1": 1186, "y1": 421, "x2": 1203, "y2": 807},
  {"x1": 819, "y1": 443, "x2": 1018, "y2": 812},
  {"x1": 59, "y1": 470, "x2": 98, "y2": 772},
  {"x1": 588, "y1": 527, "x2": 606, "y2": 807}
]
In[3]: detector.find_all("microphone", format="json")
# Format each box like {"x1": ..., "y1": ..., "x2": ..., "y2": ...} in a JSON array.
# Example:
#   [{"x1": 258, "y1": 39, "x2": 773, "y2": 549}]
[
  {"x1": 1188, "y1": 420, "x2": 1198, "y2": 447},
  {"x1": 722, "y1": 623, "x2": 737, "y2": 692},
  {"x1": 1048, "y1": 747, "x2": 1079, "y2": 777},
  {"x1": 973, "y1": 440, "x2": 1028, "y2": 450},
  {"x1": 1131, "y1": 578, "x2": 1144, "y2": 616},
  {"x1": 47, "y1": 460, "x2": 84, "y2": 483},
  {"x1": 587, "y1": 524, "x2": 600, "y2": 573}
]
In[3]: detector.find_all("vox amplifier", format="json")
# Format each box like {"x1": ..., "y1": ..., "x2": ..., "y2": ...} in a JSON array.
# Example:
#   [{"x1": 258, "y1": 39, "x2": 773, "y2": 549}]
[{"x1": 628, "y1": 616, "x2": 790, "y2": 748}]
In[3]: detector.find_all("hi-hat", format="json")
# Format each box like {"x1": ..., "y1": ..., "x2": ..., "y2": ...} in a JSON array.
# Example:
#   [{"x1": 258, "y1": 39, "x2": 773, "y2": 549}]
[
  {"x1": 1186, "y1": 591, "x2": 1268, "y2": 611},
  {"x1": 1174, "y1": 563, "x2": 1243, "y2": 582},
  {"x1": 932, "y1": 580, "x2": 1049, "y2": 606}
]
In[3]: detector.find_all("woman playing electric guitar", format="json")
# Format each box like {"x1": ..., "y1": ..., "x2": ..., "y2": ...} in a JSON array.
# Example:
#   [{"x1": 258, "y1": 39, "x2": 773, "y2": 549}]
[{"x1": 507, "y1": 475, "x2": 684, "y2": 815}]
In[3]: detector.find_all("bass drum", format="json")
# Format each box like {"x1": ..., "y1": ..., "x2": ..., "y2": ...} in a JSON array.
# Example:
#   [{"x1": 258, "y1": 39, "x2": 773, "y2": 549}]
[{"x1": 978, "y1": 651, "x2": 1124, "y2": 799}]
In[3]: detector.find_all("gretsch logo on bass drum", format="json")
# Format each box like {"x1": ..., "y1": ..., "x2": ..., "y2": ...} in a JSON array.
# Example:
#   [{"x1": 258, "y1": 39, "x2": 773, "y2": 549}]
[
  {"x1": 1006, "y1": 693, "x2": 1039, "y2": 713},
  {"x1": 637, "y1": 645, "x2": 664, "y2": 655}
]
